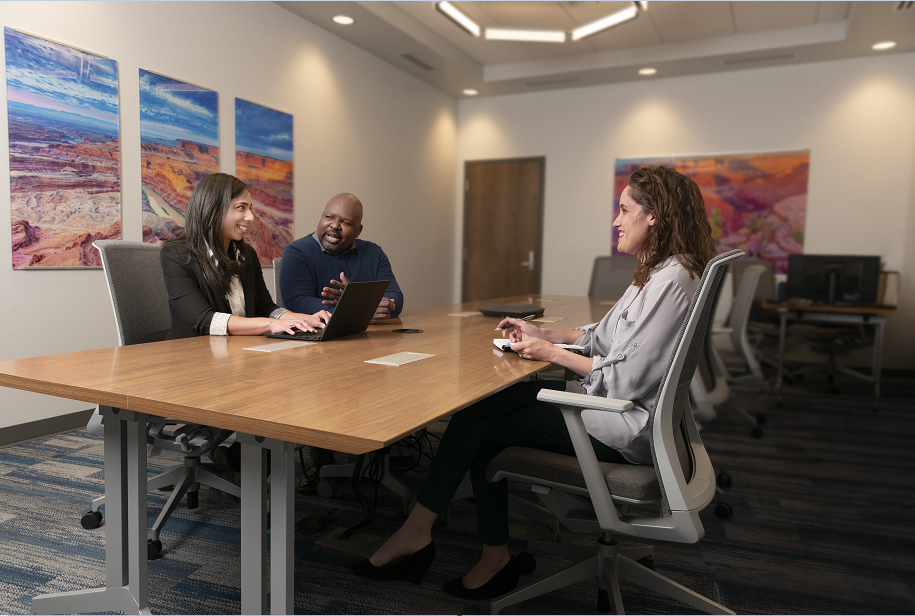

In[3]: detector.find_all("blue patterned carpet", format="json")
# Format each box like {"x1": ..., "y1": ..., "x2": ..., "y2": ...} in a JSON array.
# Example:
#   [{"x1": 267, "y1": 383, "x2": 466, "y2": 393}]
[{"x1": 0, "y1": 371, "x2": 913, "y2": 614}]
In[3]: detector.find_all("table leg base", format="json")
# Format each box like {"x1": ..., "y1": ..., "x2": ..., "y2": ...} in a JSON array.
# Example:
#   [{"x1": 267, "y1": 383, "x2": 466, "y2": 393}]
[{"x1": 33, "y1": 586, "x2": 150, "y2": 615}]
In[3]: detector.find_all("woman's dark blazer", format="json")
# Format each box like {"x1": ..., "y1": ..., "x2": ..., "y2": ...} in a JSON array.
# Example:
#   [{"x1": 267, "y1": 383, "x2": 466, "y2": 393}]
[{"x1": 160, "y1": 240, "x2": 281, "y2": 340}]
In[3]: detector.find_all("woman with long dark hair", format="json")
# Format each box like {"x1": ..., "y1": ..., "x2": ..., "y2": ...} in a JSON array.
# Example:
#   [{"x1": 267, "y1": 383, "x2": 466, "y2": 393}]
[
  {"x1": 349, "y1": 166, "x2": 716, "y2": 599},
  {"x1": 160, "y1": 172, "x2": 330, "y2": 476}
]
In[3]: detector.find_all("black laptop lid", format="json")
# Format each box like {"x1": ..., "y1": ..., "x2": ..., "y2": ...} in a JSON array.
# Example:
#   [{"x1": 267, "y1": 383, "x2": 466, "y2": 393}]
[{"x1": 267, "y1": 280, "x2": 390, "y2": 341}]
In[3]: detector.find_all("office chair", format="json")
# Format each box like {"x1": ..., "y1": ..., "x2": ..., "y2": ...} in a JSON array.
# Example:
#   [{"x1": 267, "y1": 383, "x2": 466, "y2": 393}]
[
  {"x1": 788, "y1": 324, "x2": 873, "y2": 394},
  {"x1": 82, "y1": 240, "x2": 239, "y2": 559},
  {"x1": 588, "y1": 255, "x2": 638, "y2": 297},
  {"x1": 688, "y1": 268, "x2": 731, "y2": 423},
  {"x1": 272, "y1": 256, "x2": 413, "y2": 512},
  {"x1": 712, "y1": 265, "x2": 766, "y2": 382},
  {"x1": 486, "y1": 250, "x2": 743, "y2": 616},
  {"x1": 733, "y1": 259, "x2": 786, "y2": 374}
]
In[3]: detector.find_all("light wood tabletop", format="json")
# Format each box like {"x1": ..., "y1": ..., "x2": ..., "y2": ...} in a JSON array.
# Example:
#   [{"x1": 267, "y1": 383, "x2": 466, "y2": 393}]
[{"x1": 0, "y1": 295, "x2": 616, "y2": 454}]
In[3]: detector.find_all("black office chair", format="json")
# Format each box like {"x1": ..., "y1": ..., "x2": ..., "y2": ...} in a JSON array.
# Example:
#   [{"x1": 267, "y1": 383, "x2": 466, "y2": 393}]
[
  {"x1": 486, "y1": 250, "x2": 743, "y2": 615},
  {"x1": 588, "y1": 255, "x2": 638, "y2": 298},
  {"x1": 83, "y1": 241, "x2": 238, "y2": 559}
]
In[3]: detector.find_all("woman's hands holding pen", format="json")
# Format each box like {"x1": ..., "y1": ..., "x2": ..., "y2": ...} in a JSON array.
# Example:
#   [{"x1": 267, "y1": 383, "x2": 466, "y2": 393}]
[{"x1": 498, "y1": 316, "x2": 543, "y2": 343}]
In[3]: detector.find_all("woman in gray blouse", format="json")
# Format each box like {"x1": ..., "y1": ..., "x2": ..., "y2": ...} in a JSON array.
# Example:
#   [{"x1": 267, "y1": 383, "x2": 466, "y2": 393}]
[{"x1": 349, "y1": 166, "x2": 717, "y2": 600}]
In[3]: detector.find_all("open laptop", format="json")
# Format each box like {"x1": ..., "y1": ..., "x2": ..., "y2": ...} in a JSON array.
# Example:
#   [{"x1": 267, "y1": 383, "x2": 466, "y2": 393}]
[{"x1": 265, "y1": 280, "x2": 390, "y2": 342}]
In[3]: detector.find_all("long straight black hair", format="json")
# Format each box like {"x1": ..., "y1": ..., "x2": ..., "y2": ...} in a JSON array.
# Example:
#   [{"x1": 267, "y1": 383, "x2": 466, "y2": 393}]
[{"x1": 169, "y1": 173, "x2": 248, "y2": 297}]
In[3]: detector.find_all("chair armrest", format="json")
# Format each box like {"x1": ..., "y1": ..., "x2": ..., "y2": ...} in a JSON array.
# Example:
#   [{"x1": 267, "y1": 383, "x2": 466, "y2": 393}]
[
  {"x1": 711, "y1": 326, "x2": 732, "y2": 334},
  {"x1": 537, "y1": 389, "x2": 633, "y2": 412}
]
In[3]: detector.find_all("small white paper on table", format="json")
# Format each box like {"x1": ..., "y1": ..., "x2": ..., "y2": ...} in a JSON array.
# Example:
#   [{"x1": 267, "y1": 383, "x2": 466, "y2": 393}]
[
  {"x1": 448, "y1": 311, "x2": 480, "y2": 317},
  {"x1": 365, "y1": 352, "x2": 435, "y2": 366},
  {"x1": 532, "y1": 316, "x2": 566, "y2": 323},
  {"x1": 493, "y1": 339, "x2": 513, "y2": 352},
  {"x1": 244, "y1": 340, "x2": 315, "y2": 352}
]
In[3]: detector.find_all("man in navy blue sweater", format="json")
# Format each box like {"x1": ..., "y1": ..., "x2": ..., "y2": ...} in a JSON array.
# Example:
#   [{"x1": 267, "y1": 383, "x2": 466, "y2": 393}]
[{"x1": 280, "y1": 192, "x2": 404, "y2": 320}]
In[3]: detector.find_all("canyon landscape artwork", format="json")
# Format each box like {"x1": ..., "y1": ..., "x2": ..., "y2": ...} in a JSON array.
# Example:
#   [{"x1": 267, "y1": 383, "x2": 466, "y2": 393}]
[
  {"x1": 6, "y1": 28, "x2": 121, "y2": 268},
  {"x1": 613, "y1": 151, "x2": 809, "y2": 274},
  {"x1": 139, "y1": 69, "x2": 218, "y2": 244},
  {"x1": 235, "y1": 98, "x2": 294, "y2": 266}
]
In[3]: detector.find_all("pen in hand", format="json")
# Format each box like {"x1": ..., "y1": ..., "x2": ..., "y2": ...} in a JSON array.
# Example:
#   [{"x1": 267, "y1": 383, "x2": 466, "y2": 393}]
[{"x1": 495, "y1": 314, "x2": 537, "y2": 331}]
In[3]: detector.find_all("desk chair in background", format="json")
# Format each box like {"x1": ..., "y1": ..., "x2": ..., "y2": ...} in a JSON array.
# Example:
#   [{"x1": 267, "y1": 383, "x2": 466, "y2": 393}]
[
  {"x1": 588, "y1": 255, "x2": 638, "y2": 298},
  {"x1": 486, "y1": 250, "x2": 743, "y2": 615},
  {"x1": 271, "y1": 257, "x2": 412, "y2": 513},
  {"x1": 83, "y1": 241, "x2": 238, "y2": 559}
]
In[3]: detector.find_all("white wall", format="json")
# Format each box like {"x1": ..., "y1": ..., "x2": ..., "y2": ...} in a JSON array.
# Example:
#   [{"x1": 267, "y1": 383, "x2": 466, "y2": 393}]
[
  {"x1": 456, "y1": 53, "x2": 915, "y2": 370},
  {"x1": 0, "y1": 2, "x2": 458, "y2": 429}
]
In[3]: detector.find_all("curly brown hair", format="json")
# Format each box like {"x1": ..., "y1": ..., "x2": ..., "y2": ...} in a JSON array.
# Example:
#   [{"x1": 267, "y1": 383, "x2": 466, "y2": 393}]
[{"x1": 627, "y1": 166, "x2": 716, "y2": 287}]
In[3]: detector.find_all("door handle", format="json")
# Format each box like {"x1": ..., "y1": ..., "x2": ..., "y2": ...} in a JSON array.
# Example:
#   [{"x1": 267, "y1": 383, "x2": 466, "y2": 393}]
[{"x1": 520, "y1": 250, "x2": 535, "y2": 271}]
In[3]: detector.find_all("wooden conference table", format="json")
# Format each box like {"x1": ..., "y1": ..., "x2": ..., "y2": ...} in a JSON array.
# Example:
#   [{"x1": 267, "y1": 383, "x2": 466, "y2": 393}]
[
  {"x1": 761, "y1": 301, "x2": 897, "y2": 406},
  {"x1": 0, "y1": 294, "x2": 613, "y2": 615}
]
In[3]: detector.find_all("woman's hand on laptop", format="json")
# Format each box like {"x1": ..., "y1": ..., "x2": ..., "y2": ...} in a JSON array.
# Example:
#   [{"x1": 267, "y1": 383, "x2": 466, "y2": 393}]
[
  {"x1": 274, "y1": 311, "x2": 332, "y2": 334},
  {"x1": 321, "y1": 272, "x2": 350, "y2": 306}
]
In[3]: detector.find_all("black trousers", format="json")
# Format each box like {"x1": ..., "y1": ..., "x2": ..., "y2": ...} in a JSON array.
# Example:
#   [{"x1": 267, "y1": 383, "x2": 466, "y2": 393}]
[{"x1": 416, "y1": 380, "x2": 631, "y2": 546}]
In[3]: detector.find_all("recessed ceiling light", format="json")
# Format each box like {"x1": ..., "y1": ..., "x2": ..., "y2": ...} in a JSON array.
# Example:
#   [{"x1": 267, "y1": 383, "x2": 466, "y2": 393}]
[
  {"x1": 485, "y1": 29, "x2": 566, "y2": 43},
  {"x1": 463, "y1": 89, "x2": 479, "y2": 96},
  {"x1": 333, "y1": 15, "x2": 354, "y2": 25},
  {"x1": 436, "y1": 1, "x2": 481, "y2": 37},
  {"x1": 872, "y1": 41, "x2": 896, "y2": 50},
  {"x1": 639, "y1": 67, "x2": 657, "y2": 76}
]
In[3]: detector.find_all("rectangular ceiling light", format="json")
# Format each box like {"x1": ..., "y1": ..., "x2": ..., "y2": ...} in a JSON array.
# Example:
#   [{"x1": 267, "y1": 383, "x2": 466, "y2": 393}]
[
  {"x1": 571, "y1": 5, "x2": 638, "y2": 41},
  {"x1": 485, "y1": 28, "x2": 566, "y2": 43},
  {"x1": 435, "y1": 1, "x2": 481, "y2": 37}
]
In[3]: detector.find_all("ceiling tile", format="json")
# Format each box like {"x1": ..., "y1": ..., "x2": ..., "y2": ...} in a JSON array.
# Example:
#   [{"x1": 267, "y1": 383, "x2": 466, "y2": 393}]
[
  {"x1": 733, "y1": 1, "x2": 819, "y2": 33},
  {"x1": 646, "y1": 1, "x2": 735, "y2": 43}
]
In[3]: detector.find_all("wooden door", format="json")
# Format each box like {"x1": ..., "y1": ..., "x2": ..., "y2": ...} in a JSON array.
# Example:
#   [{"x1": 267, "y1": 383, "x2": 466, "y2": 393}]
[{"x1": 462, "y1": 158, "x2": 544, "y2": 302}]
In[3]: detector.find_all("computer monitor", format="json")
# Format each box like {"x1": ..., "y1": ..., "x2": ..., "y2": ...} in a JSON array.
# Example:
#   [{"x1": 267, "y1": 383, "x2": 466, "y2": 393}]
[{"x1": 786, "y1": 254, "x2": 881, "y2": 305}]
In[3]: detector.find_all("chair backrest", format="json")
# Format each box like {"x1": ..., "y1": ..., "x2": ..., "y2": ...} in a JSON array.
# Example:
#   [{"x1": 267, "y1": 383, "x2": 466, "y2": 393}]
[
  {"x1": 588, "y1": 255, "x2": 638, "y2": 297},
  {"x1": 272, "y1": 256, "x2": 283, "y2": 308},
  {"x1": 732, "y1": 258, "x2": 775, "y2": 322},
  {"x1": 648, "y1": 249, "x2": 743, "y2": 516},
  {"x1": 727, "y1": 265, "x2": 765, "y2": 378},
  {"x1": 94, "y1": 240, "x2": 171, "y2": 346}
]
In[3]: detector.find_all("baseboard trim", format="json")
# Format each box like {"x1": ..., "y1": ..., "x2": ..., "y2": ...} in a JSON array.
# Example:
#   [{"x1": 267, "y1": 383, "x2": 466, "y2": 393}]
[{"x1": 0, "y1": 408, "x2": 95, "y2": 449}]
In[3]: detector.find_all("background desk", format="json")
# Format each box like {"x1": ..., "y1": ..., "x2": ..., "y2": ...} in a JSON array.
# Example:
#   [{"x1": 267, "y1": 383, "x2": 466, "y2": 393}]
[
  {"x1": 761, "y1": 301, "x2": 896, "y2": 406},
  {"x1": 0, "y1": 294, "x2": 612, "y2": 615}
]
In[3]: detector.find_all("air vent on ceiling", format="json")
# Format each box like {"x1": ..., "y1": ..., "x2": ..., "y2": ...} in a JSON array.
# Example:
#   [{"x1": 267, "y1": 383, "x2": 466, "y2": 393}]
[
  {"x1": 722, "y1": 53, "x2": 795, "y2": 66},
  {"x1": 525, "y1": 75, "x2": 581, "y2": 87},
  {"x1": 894, "y1": 1, "x2": 913, "y2": 9},
  {"x1": 400, "y1": 53, "x2": 435, "y2": 72}
]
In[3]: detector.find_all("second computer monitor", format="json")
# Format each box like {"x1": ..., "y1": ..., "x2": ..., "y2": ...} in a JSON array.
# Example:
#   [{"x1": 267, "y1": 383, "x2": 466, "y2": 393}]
[{"x1": 786, "y1": 254, "x2": 880, "y2": 305}]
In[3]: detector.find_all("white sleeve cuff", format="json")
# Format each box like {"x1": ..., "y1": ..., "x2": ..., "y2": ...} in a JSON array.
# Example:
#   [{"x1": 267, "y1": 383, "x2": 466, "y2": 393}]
[
  {"x1": 210, "y1": 312, "x2": 231, "y2": 336},
  {"x1": 269, "y1": 308, "x2": 289, "y2": 319}
]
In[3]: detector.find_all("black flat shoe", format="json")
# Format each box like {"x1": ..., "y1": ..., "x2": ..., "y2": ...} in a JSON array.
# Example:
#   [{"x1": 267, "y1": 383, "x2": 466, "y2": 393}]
[
  {"x1": 442, "y1": 552, "x2": 536, "y2": 600},
  {"x1": 348, "y1": 542, "x2": 435, "y2": 585}
]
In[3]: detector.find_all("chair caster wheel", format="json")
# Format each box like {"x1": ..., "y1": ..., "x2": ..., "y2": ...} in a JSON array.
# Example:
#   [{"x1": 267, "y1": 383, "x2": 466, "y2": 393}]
[
  {"x1": 187, "y1": 490, "x2": 198, "y2": 510},
  {"x1": 147, "y1": 539, "x2": 162, "y2": 560},
  {"x1": 81, "y1": 510, "x2": 103, "y2": 530},
  {"x1": 716, "y1": 472, "x2": 732, "y2": 488},
  {"x1": 317, "y1": 479, "x2": 337, "y2": 499},
  {"x1": 751, "y1": 426, "x2": 763, "y2": 438},
  {"x1": 756, "y1": 412, "x2": 766, "y2": 425},
  {"x1": 715, "y1": 502, "x2": 733, "y2": 519}
]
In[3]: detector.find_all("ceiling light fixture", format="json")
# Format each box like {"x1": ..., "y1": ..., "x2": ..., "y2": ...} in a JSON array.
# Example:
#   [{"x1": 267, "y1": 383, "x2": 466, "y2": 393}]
[
  {"x1": 637, "y1": 1, "x2": 649, "y2": 10},
  {"x1": 572, "y1": 4, "x2": 639, "y2": 41},
  {"x1": 436, "y1": 1, "x2": 481, "y2": 37},
  {"x1": 463, "y1": 89, "x2": 479, "y2": 96},
  {"x1": 639, "y1": 67, "x2": 657, "y2": 75},
  {"x1": 332, "y1": 15, "x2": 354, "y2": 25},
  {"x1": 485, "y1": 28, "x2": 566, "y2": 43},
  {"x1": 871, "y1": 41, "x2": 896, "y2": 50}
]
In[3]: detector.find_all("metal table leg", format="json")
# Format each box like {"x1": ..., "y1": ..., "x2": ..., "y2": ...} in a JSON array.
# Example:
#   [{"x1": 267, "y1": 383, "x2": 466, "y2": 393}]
[
  {"x1": 238, "y1": 434, "x2": 295, "y2": 615},
  {"x1": 872, "y1": 317, "x2": 886, "y2": 409},
  {"x1": 32, "y1": 407, "x2": 150, "y2": 615},
  {"x1": 774, "y1": 310, "x2": 787, "y2": 406}
]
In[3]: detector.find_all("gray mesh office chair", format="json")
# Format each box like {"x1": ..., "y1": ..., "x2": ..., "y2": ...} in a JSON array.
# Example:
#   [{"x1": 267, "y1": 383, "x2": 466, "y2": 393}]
[
  {"x1": 83, "y1": 240, "x2": 238, "y2": 559},
  {"x1": 713, "y1": 264, "x2": 766, "y2": 382},
  {"x1": 588, "y1": 255, "x2": 638, "y2": 297},
  {"x1": 688, "y1": 268, "x2": 731, "y2": 423},
  {"x1": 272, "y1": 256, "x2": 413, "y2": 511},
  {"x1": 486, "y1": 250, "x2": 743, "y2": 615}
]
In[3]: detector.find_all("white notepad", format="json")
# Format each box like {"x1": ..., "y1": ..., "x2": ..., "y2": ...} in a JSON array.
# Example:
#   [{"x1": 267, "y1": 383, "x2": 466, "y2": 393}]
[
  {"x1": 365, "y1": 352, "x2": 435, "y2": 366},
  {"x1": 532, "y1": 316, "x2": 566, "y2": 323},
  {"x1": 448, "y1": 311, "x2": 480, "y2": 317},
  {"x1": 244, "y1": 341, "x2": 315, "y2": 352}
]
